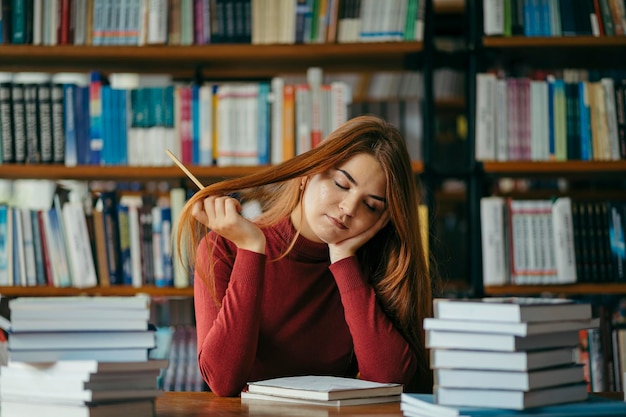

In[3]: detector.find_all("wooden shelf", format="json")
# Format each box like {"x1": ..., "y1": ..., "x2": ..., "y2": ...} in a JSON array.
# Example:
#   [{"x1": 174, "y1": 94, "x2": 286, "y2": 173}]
[
  {"x1": 483, "y1": 36, "x2": 626, "y2": 48},
  {"x1": 0, "y1": 162, "x2": 425, "y2": 181},
  {"x1": 0, "y1": 285, "x2": 194, "y2": 297},
  {"x1": 0, "y1": 43, "x2": 425, "y2": 77},
  {"x1": 481, "y1": 36, "x2": 626, "y2": 68},
  {"x1": 434, "y1": 0, "x2": 465, "y2": 14},
  {"x1": 485, "y1": 283, "x2": 626, "y2": 296},
  {"x1": 481, "y1": 161, "x2": 626, "y2": 178}
]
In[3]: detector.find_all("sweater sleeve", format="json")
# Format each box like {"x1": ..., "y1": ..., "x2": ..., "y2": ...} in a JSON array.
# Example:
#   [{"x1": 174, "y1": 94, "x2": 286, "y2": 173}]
[
  {"x1": 329, "y1": 256, "x2": 418, "y2": 386},
  {"x1": 194, "y1": 234, "x2": 266, "y2": 396}
]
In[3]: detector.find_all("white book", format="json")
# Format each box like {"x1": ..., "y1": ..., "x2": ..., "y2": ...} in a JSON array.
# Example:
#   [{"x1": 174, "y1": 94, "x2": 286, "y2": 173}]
[
  {"x1": 0, "y1": 387, "x2": 162, "y2": 405},
  {"x1": 8, "y1": 330, "x2": 155, "y2": 350},
  {"x1": 270, "y1": 76, "x2": 284, "y2": 164},
  {"x1": 7, "y1": 318, "x2": 148, "y2": 332},
  {"x1": 430, "y1": 347, "x2": 576, "y2": 371},
  {"x1": 480, "y1": 196, "x2": 508, "y2": 286},
  {"x1": 13, "y1": 206, "x2": 26, "y2": 286},
  {"x1": 241, "y1": 390, "x2": 400, "y2": 407},
  {"x1": 11, "y1": 307, "x2": 150, "y2": 321},
  {"x1": 434, "y1": 383, "x2": 588, "y2": 410},
  {"x1": 245, "y1": 375, "x2": 403, "y2": 401},
  {"x1": 494, "y1": 78, "x2": 508, "y2": 161},
  {"x1": 530, "y1": 80, "x2": 549, "y2": 161},
  {"x1": 9, "y1": 295, "x2": 150, "y2": 310},
  {"x1": 483, "y1": 0, "x2": 504, "y2": 35},
  {"x1": 434, "y1": 365, "x2": 585, "y2": 391},
  {"x1": 433, "y1": 297, "x2": 592, "y2": 323},
  {"x1": 147, "y1": 0, "x2": 168, "y2": 44},
  {"x1": 426, "y1": 329, "x2": 580, "y2": 352},
  {"x1": 551, "y1": 197, "x2": 577, "y2": 284},
  {"x1": 198, "y1": 83, "x2": 214, "y2": 166},
  {"x1": 1, "y1": 373, "x2": 158, "y2": 393},
  {"x1": 32, "y1": 0, "x2": 43, "y2": 45},
  {"x1": 5, "y1": 359, "x2": 169, "y2": 375},
  {"x1": 423, "y1": 317, "x2": 599, "y2": 337},
  {"x1": 601, "y1": 77, "x2": 621, "y2": 160},
  {"x1": 62, "y1": 200, "x2": 98, "y2": 288},
  {"x1": 0, "y1": 399, "x2": 155, "y2": 417},
  {"x1": 169, "y1": 187, "x2": 188, "y2": 288},
  {"x1": 475, "y1": 73, "x2": 497, "y2": 161},
  {"x1": 7, "y1": 347, "x2": 150, "y2": 363}
]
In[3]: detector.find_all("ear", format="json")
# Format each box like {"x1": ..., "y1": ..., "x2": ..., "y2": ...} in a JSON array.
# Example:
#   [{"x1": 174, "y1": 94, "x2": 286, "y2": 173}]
[{"x1": 300, "y1": 177, "x2": 308, "y2": 190}]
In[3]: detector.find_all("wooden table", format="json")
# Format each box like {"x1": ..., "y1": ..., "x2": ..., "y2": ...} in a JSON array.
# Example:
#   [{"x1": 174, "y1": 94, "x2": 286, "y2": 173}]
[
  {"x1": 155, "y1": 391, "x2": 624, "y2": 417},
  {"x1": 156, "y1": 392, "x2": 403, "y2": 416}
]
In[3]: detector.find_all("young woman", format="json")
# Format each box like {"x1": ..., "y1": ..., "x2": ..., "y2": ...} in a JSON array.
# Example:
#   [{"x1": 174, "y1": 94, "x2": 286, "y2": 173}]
[{"x1": 176, "y1": 115, "x2": 434, "y2": 397}]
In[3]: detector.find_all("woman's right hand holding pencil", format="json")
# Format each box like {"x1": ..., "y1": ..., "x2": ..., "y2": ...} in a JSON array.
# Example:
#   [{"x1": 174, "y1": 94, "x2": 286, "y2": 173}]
[{"x1": 192, "y1": 196, "x2": 266, "y2": 255}]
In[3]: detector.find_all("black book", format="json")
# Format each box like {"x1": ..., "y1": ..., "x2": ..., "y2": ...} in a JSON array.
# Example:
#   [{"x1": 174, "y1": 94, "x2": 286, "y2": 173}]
[{"x1": 0, "y1": 73, "x2": 13, "y2": 163}]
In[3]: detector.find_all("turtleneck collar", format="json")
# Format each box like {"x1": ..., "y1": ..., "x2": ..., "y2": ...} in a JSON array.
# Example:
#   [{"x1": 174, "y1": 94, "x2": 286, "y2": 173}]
[{"x1": 270, "y1": 217, "x2": 330, "y2": 263}]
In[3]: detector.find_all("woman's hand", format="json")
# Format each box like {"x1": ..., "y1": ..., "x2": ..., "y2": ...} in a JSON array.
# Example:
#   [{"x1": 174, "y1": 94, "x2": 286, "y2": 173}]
[
  {"x1": 328, "y1": 211, "x2": 390, "y2": 263},
  {"x1": 192, "y1": 196, "x2": 266, "y2": 254}
]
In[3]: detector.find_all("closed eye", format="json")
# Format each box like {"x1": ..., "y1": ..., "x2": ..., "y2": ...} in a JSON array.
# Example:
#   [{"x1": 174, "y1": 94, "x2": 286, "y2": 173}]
[{"x1": 334, "y1": 181, "x2": 349, "y2": 190}]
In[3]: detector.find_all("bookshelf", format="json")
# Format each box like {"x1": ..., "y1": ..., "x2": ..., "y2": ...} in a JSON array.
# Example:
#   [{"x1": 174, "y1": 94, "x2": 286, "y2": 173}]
[
  {"x1": 0, "y1": 42, "x2": 426, "y2": 77},
  {"x1": 0, "y1": 2, "x2": 435, "y2": 298},
  {"x1": 466, "y1": 0, "x2": 626, "y2": 294}
]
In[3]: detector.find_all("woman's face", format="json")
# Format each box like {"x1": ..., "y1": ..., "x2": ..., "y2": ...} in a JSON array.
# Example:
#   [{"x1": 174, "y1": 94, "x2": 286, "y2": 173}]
[{"x1": 296, "y1": 153, "x2": 387, "y2": 244}]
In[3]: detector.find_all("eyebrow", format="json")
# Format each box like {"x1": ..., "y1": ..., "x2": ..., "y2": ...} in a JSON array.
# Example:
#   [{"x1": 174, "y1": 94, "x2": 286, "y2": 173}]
[{"x1": 337, "y1": 169, "x2": 387, "y2": 203}]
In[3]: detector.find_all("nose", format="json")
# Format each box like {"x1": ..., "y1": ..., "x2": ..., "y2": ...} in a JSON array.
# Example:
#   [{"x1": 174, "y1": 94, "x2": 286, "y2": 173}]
[{"x1": 339, "y1": 195, "x2": 358, "y2": 217}]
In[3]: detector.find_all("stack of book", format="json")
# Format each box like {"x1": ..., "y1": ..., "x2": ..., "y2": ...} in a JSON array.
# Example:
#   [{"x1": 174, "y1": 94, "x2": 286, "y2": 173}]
[
  {"x1": 0, "y1": 295, "x2": 168, "y2": 416},
  {"x1": 401, "y1": 392, "x2": 626, "y2": 417},
  {"x1": 419, "y1": 297, "x2": 597, "y2": 411},
  {"x1": 240, "y1": 375, "x2": 403, "y2": 407}
]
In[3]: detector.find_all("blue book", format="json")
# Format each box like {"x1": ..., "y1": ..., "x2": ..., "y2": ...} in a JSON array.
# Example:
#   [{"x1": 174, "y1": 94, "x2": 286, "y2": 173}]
[
  {"x1": 63, "y1": 84, "x2": 78, "y2": 167},
  {"x1": 0, "y1": 205, "x2": 8, "y2": 285},
  {"x1": 159, "y1": 206, "x2": 173, "y2": 288},
  {"x1": 257, "y1": 82, "x2": 270, "y2": 165},
  {"x1": 578, "y1": 81, "x2": 593, "y2": 161},
  {"x1": 89, "y1": 71, "x2": 103, "y2": 165},
  {"x1": 192, "y1": 84, "x2": 200, "y2": 165},
  {"x1": 117, "y1": 204, "x2": 132, "y2": 286},
  {"x1": 100, "y1": 84, "x2": 112, "y2": 165},
  {"x1": 116, "y1": 88, "x2": 129, "y2": 166},
  {"x1": 75, "y1": 84, "x2": 91, "y2": 165},
  {"x1": 401, "y1": 393, "x2": 626, "y2": 417}
]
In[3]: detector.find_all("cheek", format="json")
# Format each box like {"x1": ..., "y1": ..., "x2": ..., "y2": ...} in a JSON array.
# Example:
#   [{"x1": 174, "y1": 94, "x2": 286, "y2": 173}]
[{"x1": 305, "y1": 182, "x2": 332, "y2": 210}]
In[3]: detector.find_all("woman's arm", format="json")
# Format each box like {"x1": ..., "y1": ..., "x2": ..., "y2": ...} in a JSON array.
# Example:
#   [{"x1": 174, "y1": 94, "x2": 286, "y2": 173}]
[
  {"x1": 194, "y1": 236, "x2": 266, "y2": 396},
  {"x1": 329, "y1": 256, "x2": 418, "y2": 386}
]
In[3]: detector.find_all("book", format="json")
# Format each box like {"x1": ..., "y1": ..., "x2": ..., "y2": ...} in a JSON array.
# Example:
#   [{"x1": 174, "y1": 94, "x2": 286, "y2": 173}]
[
  {"x1": 426, "y1": 329, "x2": 580, "y2": 351},
  {"x1": 401, "y1": 393, "x2": 626, "y2": 417},
  {"x1": 5, "y1": 359, "x2": 169, "y2": 375},
  {"x1": 7, "y1": 330, "x2": 155, "y2": 350},
  {"x1": 241, "y1": 390, "x2": 401, "y2": 407},
  {"x1": 430, "y1": 348, "x2": 578, "y2": 371},
  {"x1": 434, "y1": 365, "x2": 585, "y2": 391},
  {"x1": 433, "y1": 298, "x2": 592, "y2": 323},
  {"x1": 434, "y1": 383, "x2": 588, "y2": 410},
  {"x1": 244, "y1": 375, "x2": 403, "y2": 401},
  {"x1": 423, "y1": 317, "x2": 599, "y2": 336},
  {"x1": 7, "y1": 347, "x2": 150, "y2": 363},
  {"x1": 0, "y1": 399, "x2": 155, "y2": 417}
]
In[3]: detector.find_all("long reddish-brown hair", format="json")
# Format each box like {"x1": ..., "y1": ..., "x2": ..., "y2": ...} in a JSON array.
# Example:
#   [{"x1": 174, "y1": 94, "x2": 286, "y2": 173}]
[{"x1": 176, "y1": 115, "x2": 433, "y2": 388}]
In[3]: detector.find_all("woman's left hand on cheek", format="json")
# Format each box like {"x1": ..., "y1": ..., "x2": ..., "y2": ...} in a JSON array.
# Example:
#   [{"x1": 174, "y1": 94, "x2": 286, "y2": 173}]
[{"x1": 328, "y1": 211, "x2": 390, "y2": 263}]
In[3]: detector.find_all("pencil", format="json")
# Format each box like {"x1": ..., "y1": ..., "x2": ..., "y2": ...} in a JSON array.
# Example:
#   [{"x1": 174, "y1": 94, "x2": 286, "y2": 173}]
[{"x1": 165, "y1": 149, "x2": 205, "y2": 190}]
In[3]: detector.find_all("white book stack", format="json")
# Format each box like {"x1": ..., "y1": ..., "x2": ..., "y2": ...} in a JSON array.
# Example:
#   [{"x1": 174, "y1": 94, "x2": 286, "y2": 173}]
[
  {"x1": 0, "y1": 295, "x2": 168, "y2": 417},
  {"x1": 419, "y1": 297, "x2": 597, "y2": 411}
]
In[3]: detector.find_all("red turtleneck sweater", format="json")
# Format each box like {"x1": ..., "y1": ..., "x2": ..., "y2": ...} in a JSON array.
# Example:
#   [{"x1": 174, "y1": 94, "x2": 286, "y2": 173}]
[{"x1": 194, "y1": 217, "x2": 417, "y2": 396}]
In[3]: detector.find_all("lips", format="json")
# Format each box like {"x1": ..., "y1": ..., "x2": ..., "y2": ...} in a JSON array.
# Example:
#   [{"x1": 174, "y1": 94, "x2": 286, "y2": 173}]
[{"x1": 327, "y1": 215, "x2": 347, "y2": 230}]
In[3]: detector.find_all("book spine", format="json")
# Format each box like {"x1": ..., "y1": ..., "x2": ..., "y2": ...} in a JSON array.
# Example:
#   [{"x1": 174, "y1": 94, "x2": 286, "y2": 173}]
[
  {"x1": 23, "y1": 82, "x2": 40, "y2": 163},
  {"x1": 12, "y1": 81, "x2": 26, "y2": 163},
  {"x1": 0, "y1": 80, "x2": 14, "y2": 163},
  {"x1": 38, "y1": 81, "x2": 54, "y2": 163}
]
